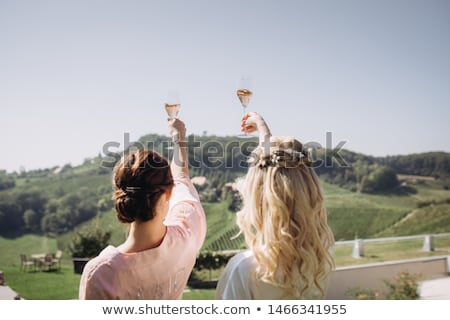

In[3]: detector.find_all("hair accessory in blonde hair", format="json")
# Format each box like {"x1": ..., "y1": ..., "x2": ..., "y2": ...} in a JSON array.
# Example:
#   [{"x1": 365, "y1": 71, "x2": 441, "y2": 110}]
[{"x1": 258, "y1": 149, "x2": 311, "y2": 168}]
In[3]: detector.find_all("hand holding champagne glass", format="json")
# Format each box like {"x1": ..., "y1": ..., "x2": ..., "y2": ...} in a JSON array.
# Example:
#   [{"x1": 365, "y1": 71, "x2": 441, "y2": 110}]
[{"x1": 237, "y1": 76, "x2": 253, "y2": 137}]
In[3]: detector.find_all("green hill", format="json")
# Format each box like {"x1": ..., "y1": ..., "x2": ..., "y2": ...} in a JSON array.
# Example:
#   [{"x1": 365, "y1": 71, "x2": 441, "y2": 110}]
[
  {"x1": 1, "y1": 177, "x2": 449, "y2": 269},
  {"x1": 0, "y1": 133, "x2": 449, "y2": 266},
  {"x1": 376, "y1": 203, "x2": 450, "y2": 237}
]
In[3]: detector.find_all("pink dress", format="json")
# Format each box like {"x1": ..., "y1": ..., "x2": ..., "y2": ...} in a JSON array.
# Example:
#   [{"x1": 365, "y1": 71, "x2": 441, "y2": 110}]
[{"x1": 78, "y1": 173, "x2": 206, "y2": 299}]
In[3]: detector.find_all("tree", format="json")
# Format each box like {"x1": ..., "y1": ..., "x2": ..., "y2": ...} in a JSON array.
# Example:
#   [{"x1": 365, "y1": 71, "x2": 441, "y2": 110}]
[
  {"x1": 69, "y1": 224, "x2": 111, "y2": 258},
  {"x1": 361, "y1": 166, "x2": 399, "y2": 193},
  {"x1": 0, "y1": 171, "x2": 15, "y2": 190},
  {"x1": 42, "y1": 193, "x2": 98, "y2": 233},
  {"x1": 15, "y1": 190, "x2": 48, "y2": 219},
  {"x1": 195, "y1": 251, "x2": 230, "y2": 280},
  {"x1": 23, "y1": 208, "x2": 41, "y2": 232},
  {"x1": 0, "y1": 198, "x2": 22, "y2": 234}
]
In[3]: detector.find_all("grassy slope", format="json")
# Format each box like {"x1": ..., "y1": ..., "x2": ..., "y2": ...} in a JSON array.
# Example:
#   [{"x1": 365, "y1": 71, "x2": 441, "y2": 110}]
[
  {"x1": 323, "y1": 180, "x2": 413, "y2": 240},
  {"x1": 321, "y1": 179, "x2": 450, "y2": 239},
  {"x1": 2, "y1": 265, "x2": 81, "y2": 300},
  {"x1": 0, "y1": 235, "x2": 58, "y2": 267},
  {"x1": 194, "y1": 178, "x2": 450, "y2": 249},
  {"x1": 201, "y1": 202, "x2": 244, "y2": 251},
  {"x1": 13, "y1": 169, "x2": 111, "y2": 195},
  {"x1": 376, "y1": 203, "x2": 450, "y2": 237},
  {"x1": 2, "y1": 167, "x2": 450, "y2": 299},
  {"x1": 2, "y1": 177, "x2": 449, "y2": 267},
  {"x1": 5, "y1": 236, "x2": 449, "y2": 300}
]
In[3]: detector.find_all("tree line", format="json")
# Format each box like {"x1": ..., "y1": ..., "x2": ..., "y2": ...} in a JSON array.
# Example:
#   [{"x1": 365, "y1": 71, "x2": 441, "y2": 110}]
[
  {"x1": 313, "y1": 149, "x2": 449, "y2": 193},
  {"x1": 0, "y1": 134, "x2": 449, "y2": 237}
]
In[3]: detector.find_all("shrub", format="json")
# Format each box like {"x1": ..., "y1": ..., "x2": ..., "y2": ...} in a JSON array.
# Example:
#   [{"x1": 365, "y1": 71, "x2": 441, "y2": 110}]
[
  {"x1": 384, "y1": 271, "x2": 420, "y2": 300},
  {"x1": 345, "y1": 286, "x2": 380, "y2": 300},
  {"x1": 361, "y1": 166, "x2": 399, "y2": 193},
  {"x1": 346, "y1": 271, "x2": 420, "y2": 300},
  {"x1": 194, "y1": 251, "x2": 234, "y2": 280},
  {"x1": 69, "y1": 225, "x2": 111, "y2": 258}
]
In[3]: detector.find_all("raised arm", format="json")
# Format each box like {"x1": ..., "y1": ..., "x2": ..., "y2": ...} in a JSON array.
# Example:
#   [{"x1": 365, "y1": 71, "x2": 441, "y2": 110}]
[
  {"x1": 168, "y1": 118, "x2": 189, "y2": 177},
  {"x1": 241, "y1": 112, "x2": 272, "y2": 155}
]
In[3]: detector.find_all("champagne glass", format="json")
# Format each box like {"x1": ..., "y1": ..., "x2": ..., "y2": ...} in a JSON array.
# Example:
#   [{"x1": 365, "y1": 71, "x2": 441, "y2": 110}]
[
  {"x1": 165, "y1": 90, "x2": 181, "y2": 119},
  {"x1": 164, "y1": 90, "x2": 181, "y2": 149},
  {"x1": 237, "y1": 76, "x2": 253, "y2": 137}
]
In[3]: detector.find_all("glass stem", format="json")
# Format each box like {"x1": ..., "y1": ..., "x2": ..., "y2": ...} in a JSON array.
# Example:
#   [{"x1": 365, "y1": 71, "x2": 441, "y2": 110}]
[{"x1": 242, "y1": 106, "x2": 247, "y2": 135}]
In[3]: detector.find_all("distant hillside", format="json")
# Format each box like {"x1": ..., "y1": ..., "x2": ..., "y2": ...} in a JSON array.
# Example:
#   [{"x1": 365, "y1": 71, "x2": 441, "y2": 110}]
[
  {"x1": 376, "y1": 202, "x2": 450, "y2": 237},
  {"x1": 312, "y1": 148, "x2": 450, "y2": 192},
  {"x1": 379, "y1": 152, "x2": 450, "y2": 178},
  {"x1": 0, "y1": 132, "x2": 449, "y2": 242}
]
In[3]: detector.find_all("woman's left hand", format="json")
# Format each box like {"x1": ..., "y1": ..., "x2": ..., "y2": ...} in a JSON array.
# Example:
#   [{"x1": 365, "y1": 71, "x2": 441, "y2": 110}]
[{"x1": 168, "y1": 118, "x2": 186, "y2": 141}]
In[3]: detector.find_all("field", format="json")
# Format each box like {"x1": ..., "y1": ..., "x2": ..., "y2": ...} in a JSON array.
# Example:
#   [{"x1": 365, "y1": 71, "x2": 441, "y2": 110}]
[
  {"x1": 1, "y1": 176, "x2": 449, "y2": 299},
  {"x1": 2, "y1": 235, "x2": 450, "y2": 300}
]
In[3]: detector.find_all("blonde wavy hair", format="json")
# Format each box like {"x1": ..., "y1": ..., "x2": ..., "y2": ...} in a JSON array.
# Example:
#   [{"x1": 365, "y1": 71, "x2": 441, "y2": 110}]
[{"x1": 236, "y1": 136, "x2": 335, "y2": 298}]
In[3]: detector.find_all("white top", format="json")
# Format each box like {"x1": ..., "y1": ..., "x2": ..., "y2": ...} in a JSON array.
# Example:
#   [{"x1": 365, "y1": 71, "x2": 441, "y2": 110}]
[{"x1": 215, "y1": 250, "x2": 325, "y2": 300}]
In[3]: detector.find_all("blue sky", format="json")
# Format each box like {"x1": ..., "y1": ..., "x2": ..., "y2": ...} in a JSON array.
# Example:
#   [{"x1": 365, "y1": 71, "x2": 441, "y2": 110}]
[{"x1": 1, "y1": 0, "x2": 449, "y2": 172}]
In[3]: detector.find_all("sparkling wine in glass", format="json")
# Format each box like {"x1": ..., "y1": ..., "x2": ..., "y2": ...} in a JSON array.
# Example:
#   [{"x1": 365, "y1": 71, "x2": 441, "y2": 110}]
[
  {"x1": 165, "y1": 90, "x2": 181, "y2": 149},
  {"x1": 165, "y1": 103, "x2": 180, "y2": 119},
  {"x1": 237, "y1": 88, "x2": 252, "y2": 110},
  {"x1": 237, "y1": 76, "x2": 253, "y2": 137},
  {"x1": 165, "y1": 90, "x2": 181, "y2": 119}
]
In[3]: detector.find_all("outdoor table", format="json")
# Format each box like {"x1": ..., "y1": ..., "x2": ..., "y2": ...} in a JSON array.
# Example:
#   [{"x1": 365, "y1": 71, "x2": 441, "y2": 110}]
[{"x1": 30, "y1": 253, "x2": 46, "y2": 270}]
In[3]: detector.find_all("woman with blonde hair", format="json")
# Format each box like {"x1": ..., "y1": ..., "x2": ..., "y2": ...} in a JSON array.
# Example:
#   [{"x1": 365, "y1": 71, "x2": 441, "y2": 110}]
[{"x1": 215, "y1": 112, "x2": 334, "y2": 299}]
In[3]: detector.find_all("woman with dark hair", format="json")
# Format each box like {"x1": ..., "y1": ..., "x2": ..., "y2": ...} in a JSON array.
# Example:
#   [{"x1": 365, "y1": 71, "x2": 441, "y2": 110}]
[{"x1": 79, "y1": 118, "x2": 206, "y2": 299}]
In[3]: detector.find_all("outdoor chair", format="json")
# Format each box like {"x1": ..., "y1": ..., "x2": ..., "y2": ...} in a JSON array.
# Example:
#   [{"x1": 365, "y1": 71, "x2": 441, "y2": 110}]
[
  {"x1": 20, "y1": 254, "x2": 35, "y2": 272},
  {"x1": 52, "y1": 250, "x2": 63, "y2": 269},
  {"x1": 42, "y1": 253, "x2": 60, "y2": 271}
]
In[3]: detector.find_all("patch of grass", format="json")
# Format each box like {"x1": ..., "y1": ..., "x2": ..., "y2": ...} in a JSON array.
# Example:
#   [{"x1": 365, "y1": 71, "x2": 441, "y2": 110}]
[
  {"x1": 182, "y1": 289, "x2": 216, "y2": 300},
  {"x1": 201, "y1": 202, "x2": 237, "y2": 250},
  {"x1": 2, "y1": 236, "x2": 449, "y2": 299},
  {"x1": 0, "y1": 235, "x2": 58, "y2": 267},
  {"x1": 1, "y1": 265, "x2": 80, "y2": 300},
  {"x1": 376, "y1": 204, "x2": 450, "y2": 237},
  {"x1": 327, "y1": 207, "x2": 408, "y2": 240},
  {"x1": 12, "y1": 171, "x2": 110, "y2": 196},
  {"x1": 334, "y1": 237, "x2": 450, "y2": 267},
  {"x1": 1, "y1": 176, "x2": 449, "y2": 300}
]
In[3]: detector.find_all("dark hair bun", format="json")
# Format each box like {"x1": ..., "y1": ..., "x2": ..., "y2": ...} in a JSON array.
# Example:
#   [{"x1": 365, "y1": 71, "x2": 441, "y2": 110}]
[{"x1": 112, "y1": 150, "x2": 174, "y2": 223}]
